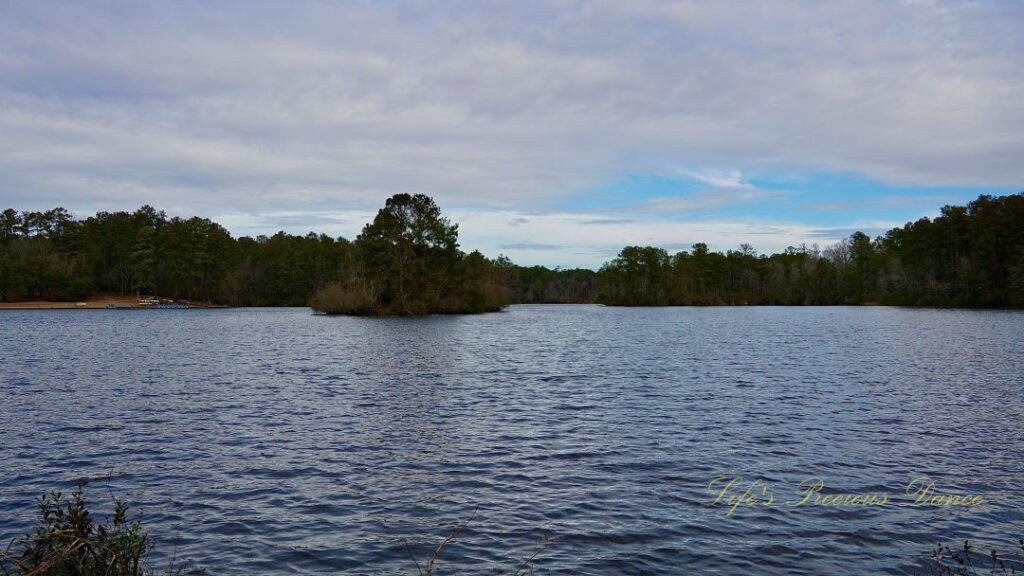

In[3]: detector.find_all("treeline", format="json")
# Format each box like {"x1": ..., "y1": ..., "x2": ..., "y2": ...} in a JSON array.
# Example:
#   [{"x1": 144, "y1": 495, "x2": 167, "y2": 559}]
[
  {"x1": 10, "y1": 192, "x2": 1016, "y2": 311},
  {"x1": 0, "y1": 196, "x2": 596, "y2": 311},
  {"x1": 597, "y1": 193, "x2": 1024, "y2": 307}
]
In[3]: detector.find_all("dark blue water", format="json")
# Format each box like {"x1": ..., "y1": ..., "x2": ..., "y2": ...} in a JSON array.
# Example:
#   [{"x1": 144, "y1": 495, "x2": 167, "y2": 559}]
[{"x1": 1, "y1": 305, "x2": 1022, "y2": 574}]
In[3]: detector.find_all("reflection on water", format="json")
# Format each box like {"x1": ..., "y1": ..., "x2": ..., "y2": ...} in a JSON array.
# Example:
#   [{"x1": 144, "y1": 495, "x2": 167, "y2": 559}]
[{"x1": 1, "y1": 305, "x2": 1022, "y2": 574}]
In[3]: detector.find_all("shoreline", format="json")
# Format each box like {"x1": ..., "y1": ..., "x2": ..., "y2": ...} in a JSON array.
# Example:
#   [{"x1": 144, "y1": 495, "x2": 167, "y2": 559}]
[
  {"x1": 0, "y1": 294, "x2": 226, "y2": 310},
  {"x1": 3, "y1": 301, "x2": 1018, "y2": 311}
]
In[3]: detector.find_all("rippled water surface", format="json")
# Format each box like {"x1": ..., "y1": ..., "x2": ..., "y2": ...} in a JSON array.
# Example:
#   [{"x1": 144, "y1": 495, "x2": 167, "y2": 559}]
[{"x1": 2, "y1": 305, "x2": 1022, "y2": 574}]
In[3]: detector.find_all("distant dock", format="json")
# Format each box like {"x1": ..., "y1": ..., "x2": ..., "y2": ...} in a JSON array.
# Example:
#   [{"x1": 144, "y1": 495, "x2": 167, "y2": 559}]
[{"x1": 107, "y1": 298, "x2": 189, "y2": 309}]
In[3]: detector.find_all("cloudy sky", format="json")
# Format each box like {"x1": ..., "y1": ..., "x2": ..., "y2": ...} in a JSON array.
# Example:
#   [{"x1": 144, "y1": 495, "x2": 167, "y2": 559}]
[{"x1": 2, "y1": 1, "x2": 1021, "y2": 267}]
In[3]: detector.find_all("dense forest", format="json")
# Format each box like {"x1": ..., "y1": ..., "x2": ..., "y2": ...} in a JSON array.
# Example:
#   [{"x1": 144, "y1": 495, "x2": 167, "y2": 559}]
[
  {"x1": 2, "y1": 192, "x2": 1021, "y2": 311},
  {"x1": 597, "y1": 193, "x2": 1024, "y2": 307},
  {"x1": 0, "y1": 194, "x2": 596, "y2": 313}
]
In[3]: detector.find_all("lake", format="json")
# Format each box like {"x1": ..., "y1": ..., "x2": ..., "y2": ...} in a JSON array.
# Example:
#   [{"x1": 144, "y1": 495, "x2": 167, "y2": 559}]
[{"x1": 1, "y1": 305, "x2": 1022, "y2": 574}]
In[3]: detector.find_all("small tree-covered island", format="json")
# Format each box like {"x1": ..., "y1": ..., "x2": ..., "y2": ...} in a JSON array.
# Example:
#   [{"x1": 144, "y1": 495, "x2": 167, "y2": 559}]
[
  {"x1": 1, "y1": 192, "x2": 1022, "y2": 313},
  {"x1": 309, "y1": 193, "x2": 510, "y2": 315}
]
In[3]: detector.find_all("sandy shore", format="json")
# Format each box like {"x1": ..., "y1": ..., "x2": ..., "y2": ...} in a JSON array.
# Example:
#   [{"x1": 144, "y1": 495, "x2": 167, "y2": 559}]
[{"x1": 0, "y1": 294, "x2": 220, "y2": 309}]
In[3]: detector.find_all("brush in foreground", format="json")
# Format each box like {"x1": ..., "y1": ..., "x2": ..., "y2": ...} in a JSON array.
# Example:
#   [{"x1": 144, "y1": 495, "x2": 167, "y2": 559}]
[{"x1": 1, "y1": 481, "x2": 151, "y2": 576}]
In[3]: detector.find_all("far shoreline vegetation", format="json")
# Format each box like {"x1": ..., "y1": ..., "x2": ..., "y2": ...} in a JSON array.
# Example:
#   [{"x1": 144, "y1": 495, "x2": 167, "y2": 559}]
[{"x1": 1, "y1": 192, "x2": 1021, "y2": 314}]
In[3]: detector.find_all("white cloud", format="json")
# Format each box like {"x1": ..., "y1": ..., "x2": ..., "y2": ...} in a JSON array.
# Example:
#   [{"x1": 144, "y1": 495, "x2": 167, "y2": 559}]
[
  {"x1": 0, "y1": 0, "x2": 1020, "y2": 265},
  {"x1": 453, "y1": 209, "x2": 867, "y2": 268},
  {"x1": 677, "y1": 169, "x2": 752, "y2": 190}
]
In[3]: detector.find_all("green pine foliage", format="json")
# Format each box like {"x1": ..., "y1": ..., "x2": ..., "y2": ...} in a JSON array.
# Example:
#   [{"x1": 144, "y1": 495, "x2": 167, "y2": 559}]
[
  {"x1": 597, "y1": 193, "x2": 1024, "y2": 307},
  {"x1": 0, "y1": 195, "x2": 589, "y2": 313},
  {"x1": 309, "y1": 194, "x2": 516, "y2": 314},
  {"x1": 4, "y1": 193, "x2": 1018, "y2": 310}
]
